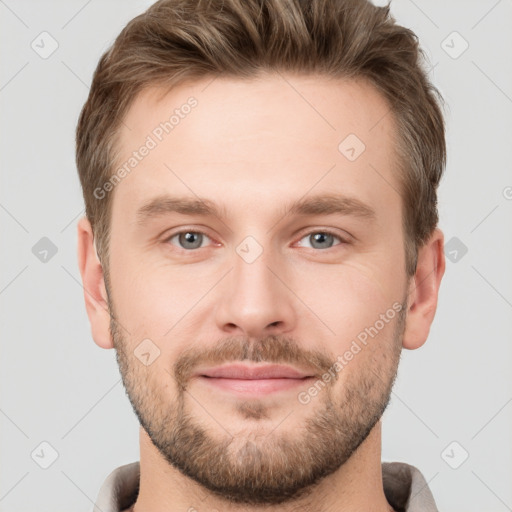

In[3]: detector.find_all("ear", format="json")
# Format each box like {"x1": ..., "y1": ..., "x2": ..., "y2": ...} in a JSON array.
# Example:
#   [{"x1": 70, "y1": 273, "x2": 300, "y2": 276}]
[
  {"x1": 77, "y1": 216, "x2": 114, "y2": 349},
  {"x1": 402, "y1": 227, "x2": 446, "y2": 350}
]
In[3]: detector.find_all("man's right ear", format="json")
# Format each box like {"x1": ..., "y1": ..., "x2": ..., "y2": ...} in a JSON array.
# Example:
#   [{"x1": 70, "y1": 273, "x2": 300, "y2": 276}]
[{"x1": 77, "y1": 216, "x2": 114, "y2": 349}]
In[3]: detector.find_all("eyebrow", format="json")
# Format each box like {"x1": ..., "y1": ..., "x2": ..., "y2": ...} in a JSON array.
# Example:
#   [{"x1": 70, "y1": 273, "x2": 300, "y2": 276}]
[{"x1": 135, "y1": 193, "x2": 376, "y2": 226}]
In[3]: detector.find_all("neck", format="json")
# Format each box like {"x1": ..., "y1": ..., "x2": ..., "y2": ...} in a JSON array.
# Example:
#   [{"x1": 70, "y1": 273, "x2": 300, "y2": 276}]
[{"x1": 128, "y1": 421, "x2": 394, "y2": 512}]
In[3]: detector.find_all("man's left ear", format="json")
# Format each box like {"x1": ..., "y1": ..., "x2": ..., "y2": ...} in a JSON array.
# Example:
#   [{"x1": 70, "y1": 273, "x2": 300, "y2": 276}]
[{"x1": 402, "y1": 227, "x2": 446, "y2": 350}]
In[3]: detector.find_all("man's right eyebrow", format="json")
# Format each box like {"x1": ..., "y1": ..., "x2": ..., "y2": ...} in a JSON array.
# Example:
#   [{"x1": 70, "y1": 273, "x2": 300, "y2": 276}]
[{"x1": 135, "y1": 195, "x2": 227, "y2": 226}]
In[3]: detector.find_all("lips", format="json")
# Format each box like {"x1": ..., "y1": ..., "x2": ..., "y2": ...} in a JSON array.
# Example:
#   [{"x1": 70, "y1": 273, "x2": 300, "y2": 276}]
[
  {"x1": 197, "y1": 364, "x2": 313, "y2": 380},
  {"x1": 194, "y1": 364, "x2": 315, "y2": 396}
]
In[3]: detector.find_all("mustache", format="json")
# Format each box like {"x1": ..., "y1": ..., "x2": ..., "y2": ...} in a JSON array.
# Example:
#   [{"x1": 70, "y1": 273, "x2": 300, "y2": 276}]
[{"x1": 173, "y1": 334, "x2": 336, "y2": 390}]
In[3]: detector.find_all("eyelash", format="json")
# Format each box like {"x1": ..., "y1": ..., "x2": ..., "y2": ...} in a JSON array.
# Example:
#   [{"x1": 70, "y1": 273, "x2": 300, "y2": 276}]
[{"x1": 163, "y1": 228, "x2": 350, "y2": 251}]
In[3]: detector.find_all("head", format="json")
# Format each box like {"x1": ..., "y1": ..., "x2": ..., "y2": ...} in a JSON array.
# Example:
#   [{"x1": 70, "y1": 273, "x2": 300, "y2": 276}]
[{"x1": 76, "y1": 0, "x2": 446, "y2": 506}]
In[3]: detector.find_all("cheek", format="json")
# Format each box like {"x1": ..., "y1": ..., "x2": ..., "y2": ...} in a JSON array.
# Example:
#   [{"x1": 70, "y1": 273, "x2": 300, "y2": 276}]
[
  {"x1": 109, "y1": 252, "x2": 219, "y2": 353},
  {"x1": 298, "y1": 258, "x2": 403, "y2": 350},
  {"x1": 109, "y1": 256, "x2": 169, "y2": 333}
]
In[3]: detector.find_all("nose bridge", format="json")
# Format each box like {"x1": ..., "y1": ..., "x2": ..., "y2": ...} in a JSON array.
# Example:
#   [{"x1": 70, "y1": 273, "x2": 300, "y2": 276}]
[
  {"x1": 214, "y1": 234, "x2": 296, "y2": 336},
  {"x1": 234, "y1": 236, "x2": 277, "y2": 299}
]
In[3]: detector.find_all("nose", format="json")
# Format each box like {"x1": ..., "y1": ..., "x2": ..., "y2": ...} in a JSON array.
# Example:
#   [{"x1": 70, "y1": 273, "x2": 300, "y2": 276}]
[{"x1": 214, "y1": 241, "x2": 297, "y2": 339}]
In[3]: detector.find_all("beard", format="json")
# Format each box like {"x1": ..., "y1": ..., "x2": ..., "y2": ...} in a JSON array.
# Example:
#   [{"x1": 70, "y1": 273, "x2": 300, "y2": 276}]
[{"x1": 109, "y1": 292, "x2": 405, "y2": 507}]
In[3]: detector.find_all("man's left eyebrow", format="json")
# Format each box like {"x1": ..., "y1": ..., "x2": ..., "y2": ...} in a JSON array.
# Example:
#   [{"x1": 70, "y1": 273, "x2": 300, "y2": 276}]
[{"x1": 286, "y1": 193, "x2": 376, "y2": 220}]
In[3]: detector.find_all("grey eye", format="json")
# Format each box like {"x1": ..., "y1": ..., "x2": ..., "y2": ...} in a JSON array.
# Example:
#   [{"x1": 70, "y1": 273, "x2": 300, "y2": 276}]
[
  {"x1": 170, "y1": 231, "x2": 209, "y2": 250},
  {"x1": 299, "y1": 232, "x2": 342, "y2": 250}
]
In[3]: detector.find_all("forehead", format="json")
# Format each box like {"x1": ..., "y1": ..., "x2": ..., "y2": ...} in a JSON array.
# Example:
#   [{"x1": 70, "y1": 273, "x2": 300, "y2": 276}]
[{"x1": 112, "y1": 73, "x2": 400, "y2": 223}]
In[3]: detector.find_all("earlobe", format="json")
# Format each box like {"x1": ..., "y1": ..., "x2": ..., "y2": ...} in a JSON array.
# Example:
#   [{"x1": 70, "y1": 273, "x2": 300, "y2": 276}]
[
  {"x1": 77, "y1": 216, "x2": 114, "y2": 349},
  {"x1": 402, "y1": 228, "x2": 446, "y2": 350}
]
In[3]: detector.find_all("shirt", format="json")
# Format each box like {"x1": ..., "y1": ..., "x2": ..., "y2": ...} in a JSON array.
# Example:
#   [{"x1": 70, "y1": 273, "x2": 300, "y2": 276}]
[{"x1": 92, "y1": 460, "x2": 439, "y2": 512}]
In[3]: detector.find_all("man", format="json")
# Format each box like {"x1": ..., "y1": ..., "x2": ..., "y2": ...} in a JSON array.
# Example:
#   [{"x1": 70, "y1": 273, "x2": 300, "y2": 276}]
[{"x1": 76, "y1": 0, "x2": 446, "y2": 510}]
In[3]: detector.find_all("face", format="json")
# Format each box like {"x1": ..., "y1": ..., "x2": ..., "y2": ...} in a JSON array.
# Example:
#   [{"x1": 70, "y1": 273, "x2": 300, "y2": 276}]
[{"x1": 106, "y1": 73, "x2": 409, "y2": 505}]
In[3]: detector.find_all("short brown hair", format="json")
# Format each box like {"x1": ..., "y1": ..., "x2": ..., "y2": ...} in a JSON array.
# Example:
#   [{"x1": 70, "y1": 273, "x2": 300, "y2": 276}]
[{"x1": 76, "y1": 0, "x2": 446, "y2": 280}]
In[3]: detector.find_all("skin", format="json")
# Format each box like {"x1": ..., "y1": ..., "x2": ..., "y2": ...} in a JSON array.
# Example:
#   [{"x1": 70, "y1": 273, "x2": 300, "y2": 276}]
[{"x1": 77, "y1": 73, "x2": 445, "y2": 512}]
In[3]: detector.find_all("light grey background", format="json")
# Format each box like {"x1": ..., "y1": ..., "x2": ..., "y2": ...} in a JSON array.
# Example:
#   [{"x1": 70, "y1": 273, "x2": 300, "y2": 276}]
[{"x1": 1, "y1": 1, "x2": 511, "y2": 511}]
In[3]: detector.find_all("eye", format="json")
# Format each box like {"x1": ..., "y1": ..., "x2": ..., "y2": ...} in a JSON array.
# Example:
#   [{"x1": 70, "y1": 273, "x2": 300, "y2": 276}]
[
  {"x1": 166, "y1": 230, "x2": 212, "y2": 250},
  {"x1": 296, "y1": 230, "x2": 347, "y2": 250},
  {"x1": 164, "y1": 228, "x2": 348, "y2": 252}
]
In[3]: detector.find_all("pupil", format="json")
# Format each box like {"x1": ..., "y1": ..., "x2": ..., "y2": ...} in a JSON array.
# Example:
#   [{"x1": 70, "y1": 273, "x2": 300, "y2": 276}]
[
  {"x1": 312, "y1": 233, "x2": 331, "y2": 248},
  {"x1": 181, "y1": 232, "x2": 201, "y2": 249}
]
